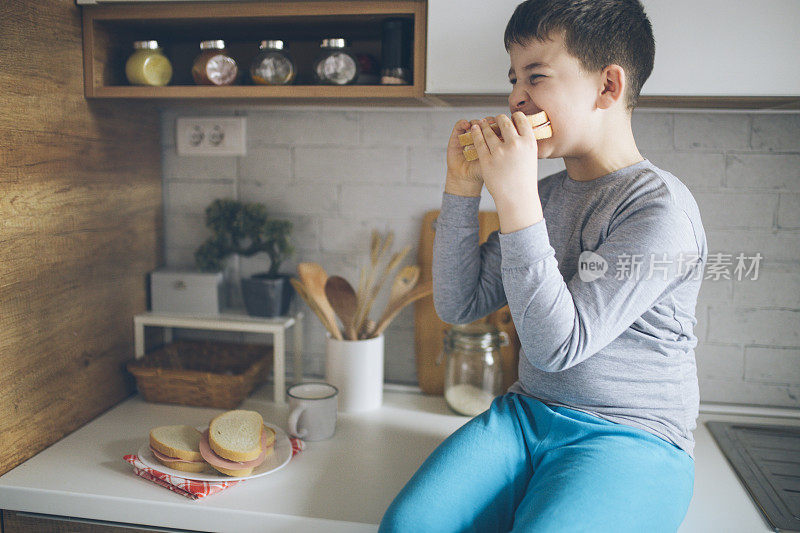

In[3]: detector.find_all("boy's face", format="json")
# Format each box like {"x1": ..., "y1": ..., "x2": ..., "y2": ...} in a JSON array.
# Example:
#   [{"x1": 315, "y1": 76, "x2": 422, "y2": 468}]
[{"x1": 507, "y1": 32, "x2": 604, "y2": 160}]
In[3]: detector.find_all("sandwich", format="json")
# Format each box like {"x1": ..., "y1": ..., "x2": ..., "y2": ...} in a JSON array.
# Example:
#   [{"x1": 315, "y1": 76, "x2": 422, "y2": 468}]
[
  {"x1": 198, "y1": 409, "x2": 276, "y2": 477},
  {"x1": 149, "y1": 425, "x2": 209, "y2": 473},
  {"x1": 459, "y1": 110, "x2": 552, "y2": 161}
]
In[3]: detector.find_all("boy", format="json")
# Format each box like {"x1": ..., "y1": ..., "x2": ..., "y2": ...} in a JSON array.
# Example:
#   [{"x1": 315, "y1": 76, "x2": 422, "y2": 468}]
[{"x1": 379, "y1": 0, "x2": 706, "y2": 532}]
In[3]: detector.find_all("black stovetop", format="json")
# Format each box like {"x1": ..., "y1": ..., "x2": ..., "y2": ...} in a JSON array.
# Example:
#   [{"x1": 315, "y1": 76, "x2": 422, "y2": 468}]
[{"x1": 708, "y1": 421, "x2": 800, "y2": 532}]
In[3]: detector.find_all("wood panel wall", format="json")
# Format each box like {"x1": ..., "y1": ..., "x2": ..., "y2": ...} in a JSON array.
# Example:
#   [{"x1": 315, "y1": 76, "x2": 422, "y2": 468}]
[{"x1": 0, "y1": 0, "x2": 162, "y2": 476}]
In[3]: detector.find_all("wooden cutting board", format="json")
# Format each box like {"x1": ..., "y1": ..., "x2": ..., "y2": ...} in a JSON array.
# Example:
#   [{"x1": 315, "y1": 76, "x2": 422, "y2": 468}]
[{"x1": 415, "y1": 210, "x2": 520, "y2": 395}]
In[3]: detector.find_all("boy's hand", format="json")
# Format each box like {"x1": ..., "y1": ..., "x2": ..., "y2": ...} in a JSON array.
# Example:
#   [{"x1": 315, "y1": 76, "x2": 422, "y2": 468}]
[
  {"x1": 444, "y1": 118, "x2": 495, "y2": 197},
  {"x1": 471, "y1": 112, "x2": 543, "y2": 233}
]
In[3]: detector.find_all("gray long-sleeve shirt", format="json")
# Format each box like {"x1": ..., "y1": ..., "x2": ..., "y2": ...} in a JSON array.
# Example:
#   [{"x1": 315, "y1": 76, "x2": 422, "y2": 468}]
[{"x1": 433, "y1": 159, "x2": 706, "y2": 457}]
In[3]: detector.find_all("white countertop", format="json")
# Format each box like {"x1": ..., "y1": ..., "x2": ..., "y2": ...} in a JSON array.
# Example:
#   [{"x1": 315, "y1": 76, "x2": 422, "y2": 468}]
[{"x1": 1, "y1": 384, "x2": 798, "y2": 532}]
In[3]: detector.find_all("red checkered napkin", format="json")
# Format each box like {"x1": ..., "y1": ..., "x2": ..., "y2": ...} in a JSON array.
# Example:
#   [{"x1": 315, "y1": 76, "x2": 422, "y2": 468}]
[{"x1": 123, "y1": 437, "x2": 305, "y2": 500}]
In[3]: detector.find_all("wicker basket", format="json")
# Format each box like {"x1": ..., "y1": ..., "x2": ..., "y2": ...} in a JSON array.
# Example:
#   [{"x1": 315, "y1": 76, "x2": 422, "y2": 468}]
[{"x1": 127, "y1": 340, "x2": 272, "y2": 409}]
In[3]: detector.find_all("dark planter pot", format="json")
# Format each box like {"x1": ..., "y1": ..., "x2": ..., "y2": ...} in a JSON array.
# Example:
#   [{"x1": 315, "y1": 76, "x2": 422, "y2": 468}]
[{"x1": 241, "y1": 273, "x2": 294, "y2": 318}]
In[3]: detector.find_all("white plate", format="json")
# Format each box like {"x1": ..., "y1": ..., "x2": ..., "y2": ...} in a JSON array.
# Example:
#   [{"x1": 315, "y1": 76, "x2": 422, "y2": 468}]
[{"x1": 137, "y1": 422, "x2": 292, "y2": 481}]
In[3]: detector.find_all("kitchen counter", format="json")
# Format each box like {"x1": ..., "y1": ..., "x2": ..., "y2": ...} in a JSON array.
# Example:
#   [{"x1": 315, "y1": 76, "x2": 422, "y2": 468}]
[{"x1": 1, "y1": 384, "x2": 798, "y2": 532}]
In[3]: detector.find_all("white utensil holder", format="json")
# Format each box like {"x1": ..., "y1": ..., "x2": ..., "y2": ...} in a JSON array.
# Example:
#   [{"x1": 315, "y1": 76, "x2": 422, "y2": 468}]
[{"x1": 325, "y1": 334, "x2": 384, "y2": 413}]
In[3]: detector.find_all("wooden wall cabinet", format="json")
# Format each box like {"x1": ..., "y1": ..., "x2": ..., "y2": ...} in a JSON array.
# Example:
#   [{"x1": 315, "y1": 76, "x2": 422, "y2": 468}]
[
  {"x1": 426, "y1": 0, "x2": 800, "y2": 108},
  {"x1": 81, "y1": 1, "x2": 427, "y2": 104}
]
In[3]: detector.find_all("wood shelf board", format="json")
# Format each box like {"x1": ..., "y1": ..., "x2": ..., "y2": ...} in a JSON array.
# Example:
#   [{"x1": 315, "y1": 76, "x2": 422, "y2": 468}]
[
  {"x1": 637, "y1": 95, "x2": 800, "y2": 110},
  {"x1": 86, "y1": 89, "x2": 800, "y2": 109},
  {"x1": 425, "y1": 94, "x2": 800, "y2": 110},
  {"x1": 85, "y1": 0, "x2": 422, "y2": 44},
  {"x1": 84, "y1": 1, "x2": 423, "y2": 21},
  {"x1": 94, "y1": 14, "x2": 413, "y2": 43},
  {"x1": 90, "y1": 84, "x2": 423, "y2": 99}
]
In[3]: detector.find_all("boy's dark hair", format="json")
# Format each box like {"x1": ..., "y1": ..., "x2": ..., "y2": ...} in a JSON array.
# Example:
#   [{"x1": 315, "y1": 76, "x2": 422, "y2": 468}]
[{"x1": 504, "y1": 0, "x2": 654, "y2": 110}]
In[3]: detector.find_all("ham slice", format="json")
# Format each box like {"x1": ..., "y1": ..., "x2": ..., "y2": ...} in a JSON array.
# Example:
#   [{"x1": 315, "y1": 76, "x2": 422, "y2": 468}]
[
  {"x1": 198, "y1": 427, "x2": 271, "y2": 471},
  {"x1": 150, "y1": 446, "x2": 205, "y2": 464}
]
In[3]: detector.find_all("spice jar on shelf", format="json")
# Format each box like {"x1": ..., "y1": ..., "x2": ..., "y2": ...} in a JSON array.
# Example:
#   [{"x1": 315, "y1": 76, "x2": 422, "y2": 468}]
[
  {"x1": 380, "y1": 18, "x2": 411, "y2": 85},
  {"x1": 125, "y1": 40, "x2": 172, "y2": 87},
  {"x1": 312, "y1": 38, "x2": 360, "y2": 85},
  {"x1": 192, "y1": 40, "x2": 238, "y2": 86},
  {"x1": 441, "y1": 323, "x2": 507, "y2": 417},
  {"x1": 249, "y1": 40, "x2": 296, "y2": 86}
]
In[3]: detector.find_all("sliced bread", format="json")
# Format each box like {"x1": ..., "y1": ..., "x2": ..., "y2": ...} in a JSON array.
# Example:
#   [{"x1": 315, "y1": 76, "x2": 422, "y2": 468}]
[
  {"x1": 151, "y1": 450, "x2": 208, "y2": 474},
  {"x1": 208, "y1": 410, "x2": 264, "y2": 462},
  {"x1": 149, "y1": 425, "x2": 207, "y2": 473},
  {"x1": 201, "y1": 426, "x2": 275, "y2": 477},
  {"x1": 150, "y1": 425, "x2": 204, "y2": 462}
]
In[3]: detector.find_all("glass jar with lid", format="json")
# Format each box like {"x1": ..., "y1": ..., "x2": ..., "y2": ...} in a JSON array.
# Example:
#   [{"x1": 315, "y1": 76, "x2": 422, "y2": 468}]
[
  {"x1": 125, "y1": 40, "x2": 172, "y2": 86},
  {"x1": 442, "y1": 323, "x2": 507, "y2": 416},
  {"x1": 380, "y1": 18, "x2": 411, "y2": 85},
  {"x1": 312, "y1": 38, "x2": 360, "y2": 85},
  {"x1": 250, "y1": 40, "x2": 296, "y2": 86},
  {"x1": 192, "y1": 40, "x2": 238, "y2": 86}
]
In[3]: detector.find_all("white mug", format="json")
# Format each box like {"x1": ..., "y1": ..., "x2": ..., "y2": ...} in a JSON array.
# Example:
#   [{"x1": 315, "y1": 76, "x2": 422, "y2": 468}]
[{"x1": 287, "y1": 382, "x2": 339, "y2": 441}]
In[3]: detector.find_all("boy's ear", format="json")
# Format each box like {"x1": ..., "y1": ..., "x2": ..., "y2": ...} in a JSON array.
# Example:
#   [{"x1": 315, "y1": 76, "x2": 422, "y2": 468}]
[{"x1": 596, "y1": 64, "x2": 626, "y2": 110}]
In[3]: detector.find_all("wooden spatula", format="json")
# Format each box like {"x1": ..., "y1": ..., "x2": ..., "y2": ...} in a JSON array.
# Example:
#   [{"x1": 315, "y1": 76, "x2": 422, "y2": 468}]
[
  {"x1": 373, "y1": 280, "x2": 433, "y2": 337},
  {"x1": 387, "y1": 265, "x2": 420, "y2": 310},
  {"x1": 290, "y1": 278, "x2": 339, "y2": 339},
  {"x1": 357, "y1": 244, "x2": 411, "y2": 334},
  {"x1": 297, "y1": 262, "x2": 342, "y2": 340}
]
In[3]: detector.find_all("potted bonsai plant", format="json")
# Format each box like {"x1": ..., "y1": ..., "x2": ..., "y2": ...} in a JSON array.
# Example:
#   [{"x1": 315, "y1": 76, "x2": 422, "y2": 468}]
[{"x1": 195, "y1": 198, "x2": 295, "y2": 317}]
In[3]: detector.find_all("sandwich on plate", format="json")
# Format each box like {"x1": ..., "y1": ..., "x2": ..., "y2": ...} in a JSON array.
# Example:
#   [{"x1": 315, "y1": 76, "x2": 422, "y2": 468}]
[
  {"x1": 199, "y1": 409, "x2": 276, "y2": 477},
  {"x1": 149, "y1": 425, "x2": 208, "y2": 473}
]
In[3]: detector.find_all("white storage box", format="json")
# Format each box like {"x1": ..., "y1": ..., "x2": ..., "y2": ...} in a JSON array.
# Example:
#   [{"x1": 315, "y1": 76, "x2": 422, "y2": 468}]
[{"x1": 150, "y1": 269, "x2": 225, "y2": 315}]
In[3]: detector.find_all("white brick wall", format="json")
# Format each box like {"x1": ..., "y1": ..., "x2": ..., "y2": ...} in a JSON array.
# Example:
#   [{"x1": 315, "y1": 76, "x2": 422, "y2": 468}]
[
  {"x1": 161, "y1": 107, "x2": 800, "y2": 406},
  {"x1": 643, "y1": 110, "x2": 800, "y2": 408}
]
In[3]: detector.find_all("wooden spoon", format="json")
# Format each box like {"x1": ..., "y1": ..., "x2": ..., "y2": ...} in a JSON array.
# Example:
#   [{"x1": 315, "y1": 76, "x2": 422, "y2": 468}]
[
  {"x1": 372, "y1": 280, "x2": 433, "y2": 337},
  {"x1": 325, "y1": 276, "x2": 359, "y2": 340},
  {"x1": 297, "y1": 262, "x2": 342, "y2": 340}
]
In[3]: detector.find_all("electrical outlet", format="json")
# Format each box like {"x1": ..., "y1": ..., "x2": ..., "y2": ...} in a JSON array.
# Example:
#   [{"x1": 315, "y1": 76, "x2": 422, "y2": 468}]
[{"x1": 176, "y1": 116, "x2": 246, "y2": 156}]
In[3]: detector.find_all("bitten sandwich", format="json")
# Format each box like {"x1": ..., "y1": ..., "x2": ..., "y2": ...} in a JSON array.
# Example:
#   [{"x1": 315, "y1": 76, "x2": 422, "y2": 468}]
[
  {"x1": 149, "y1": 425, "x2": 209, "y2": 473},
  {"x1": 198, "y1": 409, "x2": 276, "y2": 477},
  {"x1": 459, "y1": 110, "x2": 552, "y2": 161}
]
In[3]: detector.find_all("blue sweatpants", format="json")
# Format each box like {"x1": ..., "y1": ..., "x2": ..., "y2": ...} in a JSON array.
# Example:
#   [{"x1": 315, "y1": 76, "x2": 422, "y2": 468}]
[{"x1": 379, "y1": 393, "x2": 694, "y2": 533}]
